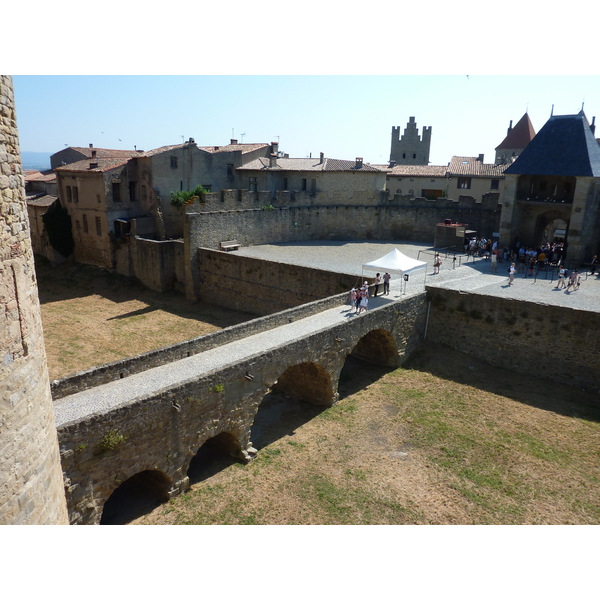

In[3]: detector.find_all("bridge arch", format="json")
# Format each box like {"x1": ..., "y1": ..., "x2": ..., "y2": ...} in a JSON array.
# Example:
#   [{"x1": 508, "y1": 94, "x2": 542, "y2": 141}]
[
  {"x1": 248, "y1": 361, "x2": 332, "y2": 450},
  {"x1": 272, "y1": 361, "x2": 335, "y2": 406},
  {"x1": 349, "y1": 328, "x2": 399, "y2": 367},
  {"x1": 186, "y1": 431, "x2": 243, "y2": 484},
  {"x1": 99, "y1": 469, "x2": 172, "y2": 524}
]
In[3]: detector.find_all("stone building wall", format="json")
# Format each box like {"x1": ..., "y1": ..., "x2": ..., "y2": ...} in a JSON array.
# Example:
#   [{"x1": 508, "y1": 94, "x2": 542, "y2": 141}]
[
  {"x1": 426, "y1": 287, "x2": 600, "y2": 393},
  {"x1": 0, "y1": 75, "x2": 69, "y2": 524}
]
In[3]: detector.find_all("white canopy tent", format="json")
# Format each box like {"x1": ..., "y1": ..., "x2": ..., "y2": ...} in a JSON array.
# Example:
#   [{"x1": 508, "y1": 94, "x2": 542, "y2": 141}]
[{"x1": 362, "y1": 248, "x2": 427, "y2": 293}]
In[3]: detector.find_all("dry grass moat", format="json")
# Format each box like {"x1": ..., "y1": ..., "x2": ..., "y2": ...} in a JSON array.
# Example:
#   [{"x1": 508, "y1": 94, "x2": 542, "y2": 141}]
[
  {"x1": 36, "y1": 259, "x2": 254, "y2": 380},
  {"x1": 131, "y1": 347, "x2": 599, "y2": 525},
  {"x1": 37, "y1": 259, "x2": 600, "y2": 525}
]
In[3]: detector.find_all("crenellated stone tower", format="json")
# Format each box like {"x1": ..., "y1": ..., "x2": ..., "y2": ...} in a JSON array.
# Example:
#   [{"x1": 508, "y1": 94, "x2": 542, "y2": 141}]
[
  {"x1": 389, "y1": 116, "x2": 431, "y2": 166},
  {"x1": 0, "y1": 75, "x2": 69, "y2": 524}
]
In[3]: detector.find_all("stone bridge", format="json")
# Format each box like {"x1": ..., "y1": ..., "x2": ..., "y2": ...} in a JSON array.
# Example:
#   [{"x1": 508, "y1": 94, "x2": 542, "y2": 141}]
[{"x1": 54, "y1": 292, "x2": 427, "y2": 524}]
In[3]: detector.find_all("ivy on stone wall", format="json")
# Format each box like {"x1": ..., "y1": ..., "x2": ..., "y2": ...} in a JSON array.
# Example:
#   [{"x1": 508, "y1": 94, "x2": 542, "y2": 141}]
[{"x1": 42, "y1": 200, "x2": 74, "y2": 258}]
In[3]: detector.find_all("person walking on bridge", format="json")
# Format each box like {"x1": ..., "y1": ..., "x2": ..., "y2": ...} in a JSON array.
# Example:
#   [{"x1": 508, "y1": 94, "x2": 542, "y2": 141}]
[
  {"x1": 358, "y1": 286, "x2": 369, "y2": 314},
  {"x1": 508, "y1": 262, "x2": 516, "y2": 286},
  {"x1": 374, "y1": 273, "x2": 382, "y2": 297},
  {"x1": 383, "y1": 272, "x2": 391, "y2": 295}
]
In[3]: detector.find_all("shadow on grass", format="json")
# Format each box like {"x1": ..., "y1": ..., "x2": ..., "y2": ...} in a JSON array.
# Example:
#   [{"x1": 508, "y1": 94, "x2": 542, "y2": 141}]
[
  {"x1": 250, "y1": 391, "x2": 327, "y2": 451},
  {"x1": 187, "y1": 438, "x2": 240, "y2": 486},
  {"x1": 338, "y1": 355, "x2": 396, "y2": 400},
  {"x1": 405, "y1": 342, "x2": 600, "y2": 423},
  {"x1": 35, "y1": 256, "x2": 255, "y2": 328}
]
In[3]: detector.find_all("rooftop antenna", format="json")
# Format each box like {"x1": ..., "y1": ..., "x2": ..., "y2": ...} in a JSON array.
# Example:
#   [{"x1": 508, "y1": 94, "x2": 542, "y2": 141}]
[
  {"x1": 241, "y1": 132, "x2": 246, "y2": 143},
  {"x1": 232, "y1": 128, "x2": 234, "y2": 139},
  {"x1": 551, "y1": 104, "x2": 554, "y2": 117},
  {"x1": 181, "y1": 136, "x2": 184, "y2": 143}
]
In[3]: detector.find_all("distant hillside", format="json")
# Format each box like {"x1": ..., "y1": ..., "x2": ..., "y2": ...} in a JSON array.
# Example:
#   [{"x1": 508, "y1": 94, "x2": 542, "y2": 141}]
[{"x1": 21, "y1": 151, "x2": 51, "y2": 170}]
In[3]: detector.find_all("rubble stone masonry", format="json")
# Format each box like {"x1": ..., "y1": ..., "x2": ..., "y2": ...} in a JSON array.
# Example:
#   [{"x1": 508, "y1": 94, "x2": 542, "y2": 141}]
[{"x1": 0, "y1": 75, "x2": 68, "y2": 524}]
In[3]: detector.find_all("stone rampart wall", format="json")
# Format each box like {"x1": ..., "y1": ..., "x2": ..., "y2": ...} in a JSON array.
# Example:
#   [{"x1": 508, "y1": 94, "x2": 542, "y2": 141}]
[
  {"x1": 115, "y1": 237, "x2": 185, "y2": 293},
  {"x1": 197, "y1": 188, "x2": 387, "y2": 212},
  {"x1": 426, "y1": 287, "x2": 600, "y2": 393},
  {"x1": 184, "y1": 203, "x2": 501, "y2": 254},
  {"x1": 194, "y1": 248, "x2": 361, "y2": 314}
]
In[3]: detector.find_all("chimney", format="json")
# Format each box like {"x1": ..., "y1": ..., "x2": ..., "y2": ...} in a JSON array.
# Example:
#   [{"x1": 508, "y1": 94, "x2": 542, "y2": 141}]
[
  {"x1": 389, "y1": 160, "x2": 396, "y2": 168},
  {"x1": 91, "y1": 150, "x2": 97, "y2": 158},
  {"x1": 271, "y1": 141, "x2": 279, "y2": 155},
  {"x1": 507, "y1": 120, "x2": 513, "y2": 135},
  {"x1": 89, "y1": 143, "x2": 93, "y2": 148},
  {"x1": 355, "y1": 157, "x2": 363, "y2": 169},
  {"x1": 477, "y1": 154, "x2": 484, "y2": 163},
  {"x1": 269, "y1": 152, "x2": 278, "y2": 168},
  {"x1": 230, "y1": 139, "x2": 238, "y2": 144},
  {"x1": 591, "y1": 117, "x2": 596, "y2": 135},
  {"x1": 319, "y1": 152, "x2": 324, "y2": 164},
  {"x1": 89, "y1": 161, "x2": 98, "y2": 169}
]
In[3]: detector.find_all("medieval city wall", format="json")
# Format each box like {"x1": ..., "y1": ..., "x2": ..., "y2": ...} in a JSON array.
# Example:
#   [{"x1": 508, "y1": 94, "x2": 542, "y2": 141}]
[
  {"x1": 0, "y1": 75, "x2": 69, "y2": 524},
  {"x1": 115, "y1": 236, "x2": 186, "y2": 293},
  {"x1": 426, "y1": 287, "x2": 600, "y2": 394},
  {"x1": 194, "y1": 248, "x2": 360, "y2": 315},
  {"x1": 184, "y1": 202, "x2": 501, "y2": 256}
]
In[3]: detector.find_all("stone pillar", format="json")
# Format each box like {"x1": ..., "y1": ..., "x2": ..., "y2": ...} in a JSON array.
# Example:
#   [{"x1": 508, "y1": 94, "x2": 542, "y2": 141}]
[
  {"x1": 0, "y1": 75, "x2": 69, "y2": 524},
  {"x1": 499, "y1": 174, "x2": 518, "y2": 246},
  {"x1": 567, "y1": 176, "x2": 594, "y2": 264}
]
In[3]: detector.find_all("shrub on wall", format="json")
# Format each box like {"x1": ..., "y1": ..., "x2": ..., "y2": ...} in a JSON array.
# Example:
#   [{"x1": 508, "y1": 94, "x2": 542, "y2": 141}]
[{"x1": 170, "y1": 185, "x2": 207, "y2": 209}]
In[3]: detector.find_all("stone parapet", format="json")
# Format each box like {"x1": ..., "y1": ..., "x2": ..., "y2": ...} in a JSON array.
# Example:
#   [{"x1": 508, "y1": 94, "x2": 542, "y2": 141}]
[
  {"x1": 50, "y1": 287, "x2": 357, "y2": 400},
  {"x1": 426, "y1": 286, "x2": 600, "y2": 394}
]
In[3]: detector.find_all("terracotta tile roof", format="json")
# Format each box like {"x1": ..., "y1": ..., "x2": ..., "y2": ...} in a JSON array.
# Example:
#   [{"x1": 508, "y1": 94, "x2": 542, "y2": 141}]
[
  {"x1": 495, "y1": 113, "x2": 536, "y2": 151},
  {"x1": 387, "y1": 165, "x2": 448, "y2": 177},
  {"x1": 140, "y1": 142, "x2": 270, "y2": 158},
  {"x1": 55, "y1": 157, "x2": 132, "y2": 173},
  {"x1": 238, "y1": 157, "x2": 382, "y2": 172},
  {"x1": 24, "y1": 169, "x2": 56, "y2": 182},
  {"x1": 199, "y1": 143, "x2": 269, "y2": 154},
  {"x1": 26, "y1": 194, "x2": 58, "y2": 207},
  {"x1": 447, "y1": 156, "x2": 508, "y2": 177},
  {"x1": 138, "y1": 143, "x2": 189, "y2": 157},
  {"x1": 63, "y1": 147, "x2": 141, "y2": 159}
]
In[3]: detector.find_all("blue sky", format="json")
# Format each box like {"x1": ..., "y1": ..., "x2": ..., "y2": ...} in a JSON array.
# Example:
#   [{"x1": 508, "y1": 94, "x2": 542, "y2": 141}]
[
  {"x1": 6, "y1": 2, "x2": 599, "y2": 169},
  {"x1": 11, "y1": 75, "x2": 600, "y2": 166}
]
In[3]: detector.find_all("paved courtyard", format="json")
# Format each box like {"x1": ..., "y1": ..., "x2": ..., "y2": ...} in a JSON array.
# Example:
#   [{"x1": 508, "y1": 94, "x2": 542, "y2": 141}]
[{"x1": 237, "y1": 240, "x2": 600, "y2": 313}]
